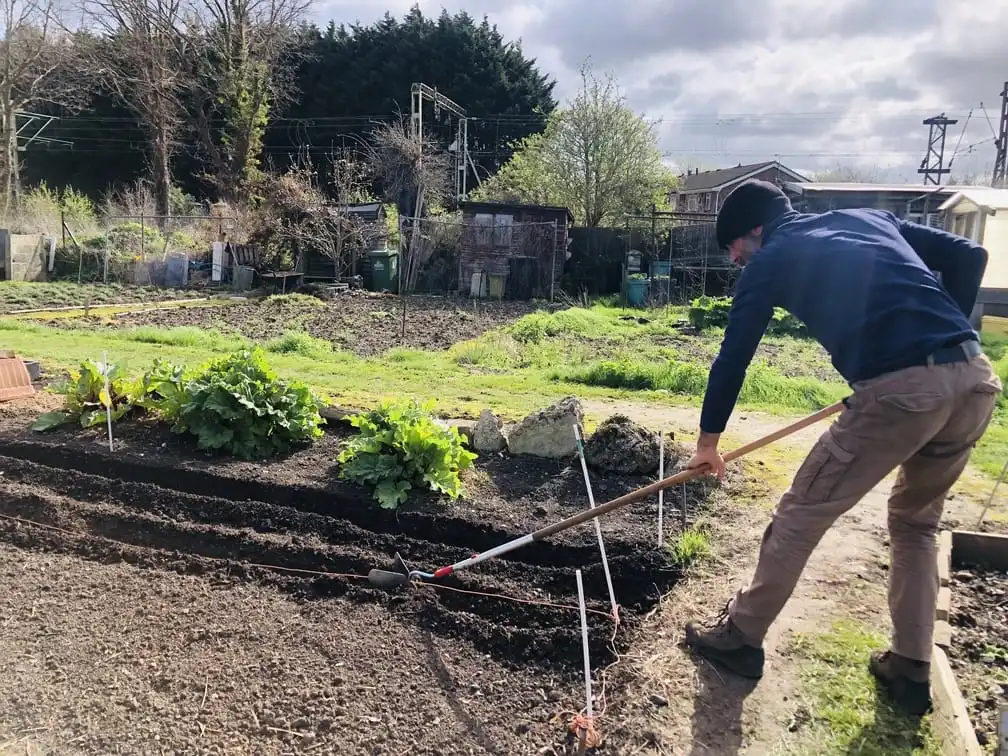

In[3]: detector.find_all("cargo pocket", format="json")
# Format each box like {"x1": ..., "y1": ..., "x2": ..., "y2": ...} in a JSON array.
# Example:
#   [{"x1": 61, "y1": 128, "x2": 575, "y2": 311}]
[
  {"x1": 791, "y1": 433, "x2": 856, "y2": 503},
  {"x1": 877, "y1": 391, "x2": 946, "y2": 413},
  {"x1": 972, "y1": 376, "x2": 1003, "y2": 396}
]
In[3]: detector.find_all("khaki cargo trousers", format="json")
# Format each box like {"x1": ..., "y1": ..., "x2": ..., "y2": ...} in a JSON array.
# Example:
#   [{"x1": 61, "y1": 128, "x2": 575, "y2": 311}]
[{"x1": 728, "y1": 347, "x2": 1002, "y2": 662}]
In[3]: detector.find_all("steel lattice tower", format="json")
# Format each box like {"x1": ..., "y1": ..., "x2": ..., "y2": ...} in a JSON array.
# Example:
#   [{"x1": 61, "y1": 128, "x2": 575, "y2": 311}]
[{"x1": 918, "y1": 113, "x2": 958, "y2": 185}]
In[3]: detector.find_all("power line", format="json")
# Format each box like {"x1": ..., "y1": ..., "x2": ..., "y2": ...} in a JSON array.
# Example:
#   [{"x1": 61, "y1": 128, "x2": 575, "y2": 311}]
[
  {"x1": 947, "y1": 108, "x2": 973, "y2": 171},
  {"x1": 44, "y1": 105, "x2": 986, "y2": 127}
]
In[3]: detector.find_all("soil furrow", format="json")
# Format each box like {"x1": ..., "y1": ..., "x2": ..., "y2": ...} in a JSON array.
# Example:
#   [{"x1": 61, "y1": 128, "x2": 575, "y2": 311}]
[
  {"x1": 0, "y1": 400, "x2": 717, "y2": 754},
  {"x1": 0, "y1": 472, "x2": 655, "y2": 671},
  {"x1": 0, "y1": 437, "x2": 665, "y2": 565},
  {"x1": 0, "y1": 454, "x2": 677, "y2": 602}
]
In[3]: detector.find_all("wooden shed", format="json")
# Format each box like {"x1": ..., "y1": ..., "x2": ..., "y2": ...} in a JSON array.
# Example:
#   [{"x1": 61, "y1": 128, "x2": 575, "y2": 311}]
[
  {"x1": 457, "y1": 200, "x2": 573, "y2": 300},
  {"x1": 300, "y1": 202, "x2": 388, "y2": 282}
]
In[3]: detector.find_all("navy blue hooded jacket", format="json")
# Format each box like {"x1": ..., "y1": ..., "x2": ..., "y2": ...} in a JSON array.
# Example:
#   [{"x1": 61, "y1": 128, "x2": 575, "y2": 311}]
[{"x1": 699, "y1": 195, "x2": 988, "y2": 434}]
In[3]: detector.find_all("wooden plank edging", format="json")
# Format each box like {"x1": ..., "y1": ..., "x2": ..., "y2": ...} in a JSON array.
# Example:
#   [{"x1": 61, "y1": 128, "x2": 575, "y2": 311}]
[
  {"x1": 935, "y1": 529, "x2": 954, "y2": 649},
  {"x1": 951, "y1": 529, "x2": 1008, "y2": 572},
  {"x1": 931, "y1": 644, "x2": 984, "y2": 756},
  {"x1": 938, "y1": 529, "x2": 953, "y2": 586},
  {"x1": 931, "y1": 528, "x2": 1008, "y2": 756}
]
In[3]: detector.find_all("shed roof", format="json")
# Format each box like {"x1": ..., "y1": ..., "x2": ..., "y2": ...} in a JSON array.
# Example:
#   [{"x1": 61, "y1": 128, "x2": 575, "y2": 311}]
[
  {"x1": 459, "y1": 200, "x2": 575, "y2": 224},
  {"x1": 679, "y1": 161, "x2": 809, "y2": 192},
  {"x1": 938, "y1": 188, "x2": 1008, "y2": 214}
]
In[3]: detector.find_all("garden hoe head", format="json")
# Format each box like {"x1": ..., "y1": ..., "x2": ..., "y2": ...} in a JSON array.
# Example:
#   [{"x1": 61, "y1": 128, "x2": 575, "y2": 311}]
[{"x1": 367, "y1": 552, "x2": 436, "y2": 589}]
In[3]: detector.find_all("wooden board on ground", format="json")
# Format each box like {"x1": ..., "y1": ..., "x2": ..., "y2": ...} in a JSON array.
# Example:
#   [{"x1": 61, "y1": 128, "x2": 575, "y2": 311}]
[{"x1": 931, "y1": 645, "x2": 985, "y2": 756}]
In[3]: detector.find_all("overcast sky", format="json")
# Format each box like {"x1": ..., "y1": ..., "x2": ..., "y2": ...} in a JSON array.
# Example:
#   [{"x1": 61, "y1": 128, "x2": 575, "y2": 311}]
[{"x1": 318, "y1": 0, "x2": 1008, "y2": 184}]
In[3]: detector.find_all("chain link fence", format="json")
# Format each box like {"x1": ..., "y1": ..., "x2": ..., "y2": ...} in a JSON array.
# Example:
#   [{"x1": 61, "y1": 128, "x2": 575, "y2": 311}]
[{"x1": 58, "y1": 212, "x2": 238, "y2": 288}]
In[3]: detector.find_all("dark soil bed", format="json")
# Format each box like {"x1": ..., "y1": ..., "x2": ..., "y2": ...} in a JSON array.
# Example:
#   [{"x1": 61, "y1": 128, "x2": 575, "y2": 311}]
[
  {"x1": 947, "y1": 566, "x2": 1008, "y2": 753},
  {"x1": 45, "y1": 292, "x2": 553, "y2": 356},
  {"x1": 0, "y1": 406, "x2": 725, "y2": 754}
]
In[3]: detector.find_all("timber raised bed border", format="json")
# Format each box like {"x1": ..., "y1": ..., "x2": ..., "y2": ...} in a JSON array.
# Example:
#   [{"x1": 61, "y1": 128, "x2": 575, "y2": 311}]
[{"x1": 933, "y1": 528, "x2": 1008, "y2": 756}]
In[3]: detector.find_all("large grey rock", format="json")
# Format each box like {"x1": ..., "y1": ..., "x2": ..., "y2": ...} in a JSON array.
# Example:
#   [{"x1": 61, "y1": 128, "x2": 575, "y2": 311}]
[
  {"x1": 472, "y1": 409, "x2": 506, "y2": 452},
  {"x1": 583, "y1": 414, "x2": 675, "y2": 476},
  {"x1": 506, "y1": 396, "x2": 584, "y2": 459}
]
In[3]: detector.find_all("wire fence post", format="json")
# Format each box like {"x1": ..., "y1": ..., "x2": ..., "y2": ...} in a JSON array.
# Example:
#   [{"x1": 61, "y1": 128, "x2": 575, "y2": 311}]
[{"x1": 551, "y1": 219, "x2": 558, "y2": 302}]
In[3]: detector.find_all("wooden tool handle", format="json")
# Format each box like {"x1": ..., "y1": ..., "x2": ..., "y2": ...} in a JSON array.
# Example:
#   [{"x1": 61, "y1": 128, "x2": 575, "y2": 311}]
[
  {"x1": 532, "y1": 400, "x2": 845, "y2": 541},
  {"x1": 722, "y1": 400, "x2": 844, "y2": 462}
]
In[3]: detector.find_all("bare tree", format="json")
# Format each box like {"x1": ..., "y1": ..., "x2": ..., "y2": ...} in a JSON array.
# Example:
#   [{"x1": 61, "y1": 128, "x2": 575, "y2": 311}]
[
  {"x1": 365, "y1": 117, "x2": 452, "y2": 293},
  {"x1": 0, "y1": 0, "x2": 83, "y2": 211},
  {"x1": 85, "y1": 0, "x2": 188, "y2": 221},
  {"x1": 469, "y1": 60, "x2": 672, "y2": 227},
  {"x1": 249, "y1": 148, "x2": 382, "y2": 277},
  {"x1": 811, "y1": 162, "x2": 883, "y2": 183},
  {"x1": 186, "y1": 0, "x2": 309, "y2": 203}
]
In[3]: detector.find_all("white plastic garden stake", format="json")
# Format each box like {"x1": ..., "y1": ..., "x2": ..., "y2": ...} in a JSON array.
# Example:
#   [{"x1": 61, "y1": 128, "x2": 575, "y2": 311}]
[
  {"x1": 102, "y1": 351, "x2": 113, "y2": 452},
  {"x1": 657, "y1": 430, "x2": 664, "y2": 546},
  {"x1": 575, "y1": 568, "x2": 593, "y2": 721},
  {"x1": 572, "y1": 425, "x2": 618, "y2": 623}
]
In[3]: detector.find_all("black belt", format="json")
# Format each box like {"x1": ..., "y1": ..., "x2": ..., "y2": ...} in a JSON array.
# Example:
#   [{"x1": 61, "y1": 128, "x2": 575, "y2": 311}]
[
  {"x1": 848, "y1": 339, "x2": 983, "y2": 394},
  {"x1": 912, "y1": 338, "x2": 982, "y2": 368}
]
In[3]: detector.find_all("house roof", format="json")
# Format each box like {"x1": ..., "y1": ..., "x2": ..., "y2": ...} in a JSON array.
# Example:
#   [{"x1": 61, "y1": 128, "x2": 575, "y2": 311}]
[
  {"x1": 938, "y1": 188, "x2": 1008, "y2": 214},
  {"x1": 459, "y1": 200, "x2": 575, "y2": 224},
  {"x1": 784, "y1": 182, "x2": 968, "y2": 195},
  {"x1": 679, "y1": 161, "x2": 809, "y2": 193}
]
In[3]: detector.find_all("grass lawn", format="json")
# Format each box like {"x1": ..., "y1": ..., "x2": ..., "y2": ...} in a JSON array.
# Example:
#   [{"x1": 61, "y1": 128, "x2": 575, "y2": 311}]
[
  {"x1": 0, "y1": 300, "x2": 851, "y2": 420},
  {"x1": 3, "y1": 287, "x2": 1007, "y2": 480},
  {"x1": 784, "y1": 619, "x2": 944, "y2": 755}
]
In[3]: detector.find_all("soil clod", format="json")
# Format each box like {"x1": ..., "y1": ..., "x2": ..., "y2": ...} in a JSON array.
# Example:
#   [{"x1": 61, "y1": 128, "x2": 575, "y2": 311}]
[{"x1": 583, "y1": 415, "x2": 677, "y2": 476}]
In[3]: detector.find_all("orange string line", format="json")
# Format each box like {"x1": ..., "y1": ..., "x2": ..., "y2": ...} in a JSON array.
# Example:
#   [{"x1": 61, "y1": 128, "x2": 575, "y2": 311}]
[{"x1": 0, "y1": 513, "x2": 617, "y2": 619}]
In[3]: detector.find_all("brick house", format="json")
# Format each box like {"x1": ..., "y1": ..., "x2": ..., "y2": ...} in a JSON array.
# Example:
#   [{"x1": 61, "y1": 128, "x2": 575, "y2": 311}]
[
  {"x1": 457, "y1": 200, "x2": 574, "y2": 299},
  {"x1": 671, "y1": 160, "x2": 809, "y2": 213}
]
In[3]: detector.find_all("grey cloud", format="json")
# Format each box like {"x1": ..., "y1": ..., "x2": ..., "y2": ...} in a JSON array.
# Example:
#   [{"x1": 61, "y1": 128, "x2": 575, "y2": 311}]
[
  {"x1": 862, "y1": 77, "x2": 921, "y2": 103},
  {"x1": 665, "y1": 87, "x2": 858, "y2": 142},
  {"x1": 911, "y1": 38, "x2": 1008, "y2": 109},
  {"x1": 307, "y1": 0, "x2": 993, "y2": 180},
  {"x1": 527, "y1": 0, "x2": 943, "y2": 73},
  {"x1": 777, "y1": 0, "x2": 940, "y2": 39},
  {"x1": 626, "y1": 72, "x2": 683, "y2": 111},
  {"x1": 526, "y1": 0, "x2": 766, "y2": 70},
  {"x1": 313, "y1": 2, "x2": 402, "y2": 26}
]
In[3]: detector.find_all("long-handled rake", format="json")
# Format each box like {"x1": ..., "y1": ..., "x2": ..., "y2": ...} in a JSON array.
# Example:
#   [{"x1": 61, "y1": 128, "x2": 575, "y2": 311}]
[{"x1": 368, "y1": 401, "x2": 845, "y2": 590}]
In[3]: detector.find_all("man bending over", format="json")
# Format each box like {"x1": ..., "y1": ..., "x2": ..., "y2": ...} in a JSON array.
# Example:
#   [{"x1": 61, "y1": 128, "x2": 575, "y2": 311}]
[{"x1": 683, "y1": 180, "x2": 1001, "y2": 715}]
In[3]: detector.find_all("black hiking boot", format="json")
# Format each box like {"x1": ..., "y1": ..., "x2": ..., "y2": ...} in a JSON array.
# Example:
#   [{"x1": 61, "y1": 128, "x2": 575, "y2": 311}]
[
  {"x1": 869, "y1": 649, "x2": 932, "y2": 716},
  {"x1": 684, "y1": 604, "x2": 765, "y2": 680}
]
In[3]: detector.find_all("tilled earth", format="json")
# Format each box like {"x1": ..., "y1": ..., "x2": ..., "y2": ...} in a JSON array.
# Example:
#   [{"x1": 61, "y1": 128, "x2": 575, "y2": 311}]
[
  {"x1": 947, "y1": 566, "x2": 1008, "y2": 752},
  {"x1": 44, "y1": 292, "x2": 553, "y2": 357},
  {"x1": 0, "y1": 408, "x2": 717, "y2": 755}
]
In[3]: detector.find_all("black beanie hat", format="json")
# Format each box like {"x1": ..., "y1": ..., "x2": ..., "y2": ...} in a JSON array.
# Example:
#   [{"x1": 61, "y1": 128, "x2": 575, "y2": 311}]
[{"x1": 715, "y1": 179, "x2": 791, "y2": 249}]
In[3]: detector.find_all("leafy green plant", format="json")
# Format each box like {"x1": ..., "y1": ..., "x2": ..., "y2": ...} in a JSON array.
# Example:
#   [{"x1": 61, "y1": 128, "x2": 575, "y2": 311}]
[
  {"x1": 151, "y1": 348, "x2": 324, "y2": 459},
  {"x1": 688, "y1": 295, "x2": 808, "y2": 337},
  {"x1": 135, "y1": 357, "x2": 192, "y2": 418},
  {"x1": 32, "y1": 358, "x2": 139, "y2": 431},
  {"x1": 337, "y1": 398, "x2": 477, "y2": 509}
]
